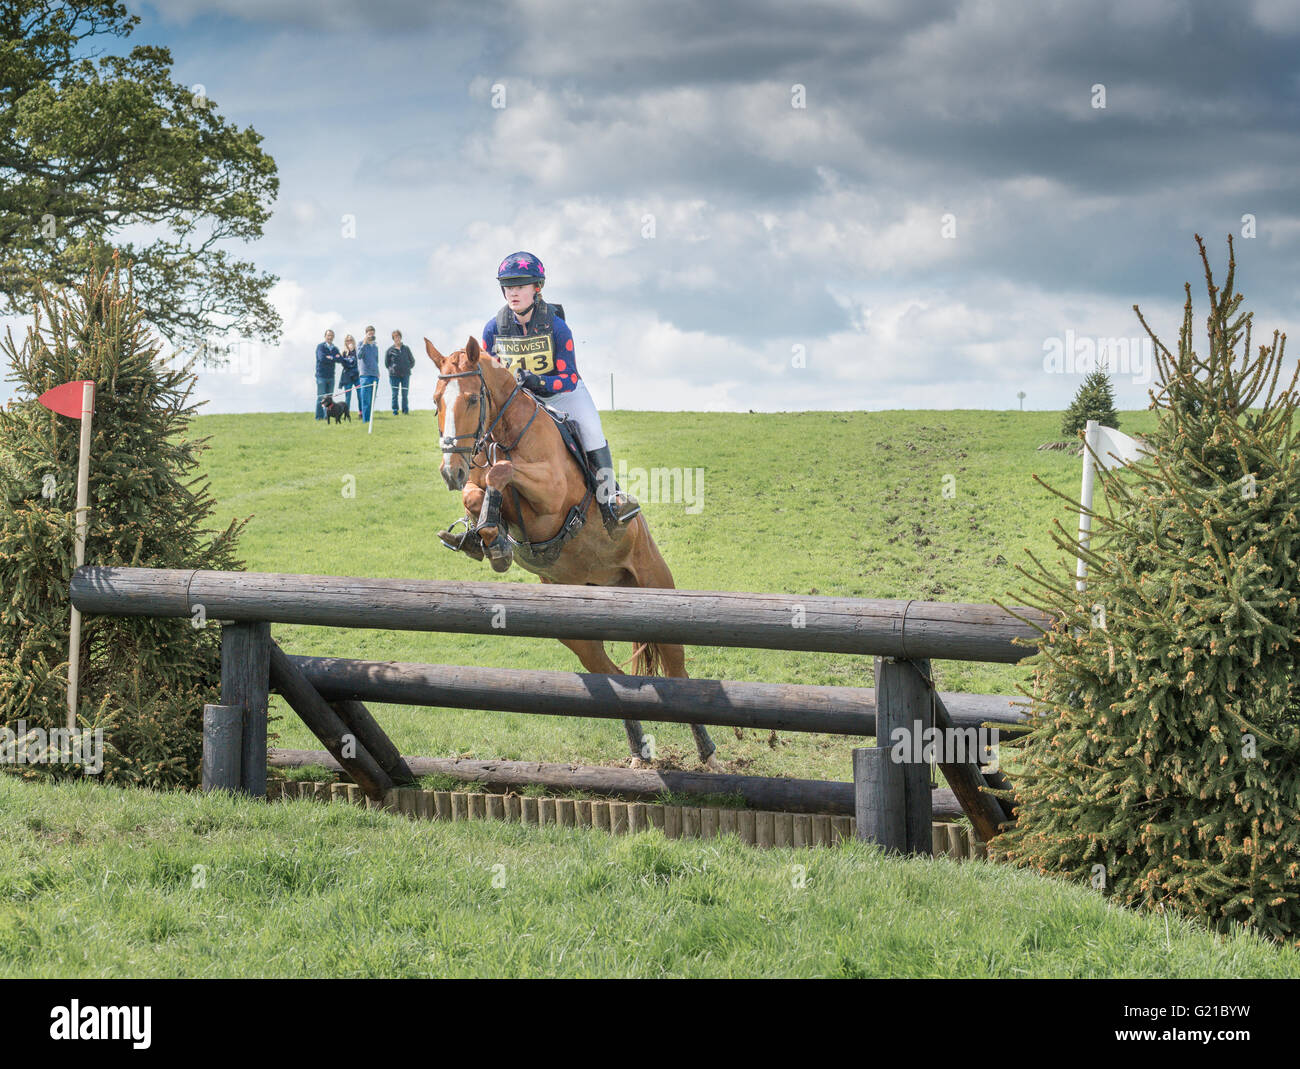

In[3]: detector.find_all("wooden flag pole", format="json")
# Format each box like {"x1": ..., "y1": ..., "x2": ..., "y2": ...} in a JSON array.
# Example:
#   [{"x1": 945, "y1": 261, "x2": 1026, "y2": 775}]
[{"x1": 65, "y1": 381, "x2": 95, "y2": 731}]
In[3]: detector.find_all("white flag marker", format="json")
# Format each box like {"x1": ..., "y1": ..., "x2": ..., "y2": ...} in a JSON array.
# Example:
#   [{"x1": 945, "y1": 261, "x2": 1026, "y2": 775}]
[{"x1": 1076, "y1": 419, "x2": 1155, "y2": 593}]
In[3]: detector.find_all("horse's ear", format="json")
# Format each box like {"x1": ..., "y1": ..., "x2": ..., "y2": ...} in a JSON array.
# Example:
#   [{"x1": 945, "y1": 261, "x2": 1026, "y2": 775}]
[
  {"x1": 465, "y1": 336, "x2": 481, "y2": 364},
  {"x1": 424, "y1": 337, "x2": 445, "y2": 370}
]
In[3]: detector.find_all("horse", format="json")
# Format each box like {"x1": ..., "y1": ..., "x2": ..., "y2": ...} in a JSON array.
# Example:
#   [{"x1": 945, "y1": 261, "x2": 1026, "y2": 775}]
[{"x1": 426, "y1": 335, "x2": 718, "y2": 769}]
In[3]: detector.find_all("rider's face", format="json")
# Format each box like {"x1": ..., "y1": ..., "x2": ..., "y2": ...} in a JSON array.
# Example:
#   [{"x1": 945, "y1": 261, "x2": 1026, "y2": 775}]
[{"x1": 503, "y1": 283, "x2": 538, "y2": 313}]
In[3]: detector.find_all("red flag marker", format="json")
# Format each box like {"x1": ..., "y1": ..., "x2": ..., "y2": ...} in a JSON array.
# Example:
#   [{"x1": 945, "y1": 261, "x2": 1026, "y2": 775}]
[{"x1": 38, "y1": 379, "x2": 96, "y2": 419}]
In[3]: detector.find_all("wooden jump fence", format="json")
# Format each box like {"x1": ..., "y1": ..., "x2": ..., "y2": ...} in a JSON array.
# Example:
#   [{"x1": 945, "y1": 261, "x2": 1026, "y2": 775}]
[{"x1": 70, "y1": 566, "x2": 1044, "y2": 853}]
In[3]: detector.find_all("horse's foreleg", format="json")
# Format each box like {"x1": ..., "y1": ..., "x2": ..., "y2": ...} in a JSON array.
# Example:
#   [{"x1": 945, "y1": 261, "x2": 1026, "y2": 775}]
[{"x1": 475, "y1": 461, "x2": 514, "y2": 572}]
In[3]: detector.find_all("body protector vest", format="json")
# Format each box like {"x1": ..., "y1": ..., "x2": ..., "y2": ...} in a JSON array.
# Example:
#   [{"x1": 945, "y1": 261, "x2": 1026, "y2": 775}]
[{"x1": 493, "y1": 299, "x2": 566, "y2": 377}]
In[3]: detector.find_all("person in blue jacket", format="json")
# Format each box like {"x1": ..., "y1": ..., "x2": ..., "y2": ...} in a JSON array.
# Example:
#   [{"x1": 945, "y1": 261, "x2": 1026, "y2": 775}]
[
  {"x1": 314, "y1": 330, "x2": 340, "y2": 419},
  {"x1": 483, "y1": 251, "x2": 638, "y2": 524},
  {"x1": 357, "y1": 325, "x2": 380, "y2": 423}
]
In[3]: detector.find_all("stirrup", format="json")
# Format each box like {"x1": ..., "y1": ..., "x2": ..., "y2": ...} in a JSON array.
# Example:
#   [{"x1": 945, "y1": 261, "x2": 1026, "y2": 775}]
[
  {"x1": 613, "y1": 492, "x2": 641, "y2": 523},
  {"x1": 438, "y1": 516, "x2": 470, "y2": 550},
  {"x1": 438, "y1": 517, "x2": 484, "y2": 560},
  {"x1": 599, "y1": 490, "x2": 640, "y2": 527}
]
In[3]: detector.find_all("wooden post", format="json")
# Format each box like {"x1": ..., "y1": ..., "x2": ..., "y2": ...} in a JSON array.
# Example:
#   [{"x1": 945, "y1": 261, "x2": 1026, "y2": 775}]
[
  {"x1": 221, "y1": 622, "x2": 271, "y2": 797},
  {"x1": 874, "y1": 656, "x2": 933, "y2": 854},
  {"x1": 201, "y1": 703, "x2": 243, "y2": 792},
  {"x1": 853, "y1": 747, "x2": 905, "y2": 852}
]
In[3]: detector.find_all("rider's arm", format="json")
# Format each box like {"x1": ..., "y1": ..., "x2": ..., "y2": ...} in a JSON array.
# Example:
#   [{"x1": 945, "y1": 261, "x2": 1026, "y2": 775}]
[{"x1": 542, "y1": 317, "x2": 579, "y2": 395}]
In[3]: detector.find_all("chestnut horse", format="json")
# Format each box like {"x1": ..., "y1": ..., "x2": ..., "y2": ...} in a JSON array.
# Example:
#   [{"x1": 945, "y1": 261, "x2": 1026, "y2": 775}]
[{"x1": 427, "y1": 336, "x2": 718, "y2": 768}]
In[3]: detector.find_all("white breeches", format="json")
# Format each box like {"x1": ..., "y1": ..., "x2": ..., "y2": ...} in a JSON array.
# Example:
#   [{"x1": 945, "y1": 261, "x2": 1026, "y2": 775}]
[{"x1": 544, "y1": 380, "x2": 606, "y2": 450}]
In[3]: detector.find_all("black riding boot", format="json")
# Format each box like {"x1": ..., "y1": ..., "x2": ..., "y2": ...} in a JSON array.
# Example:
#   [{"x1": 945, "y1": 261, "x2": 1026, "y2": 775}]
[{"x1": 585, "y1": 444, "x2": 640, "y2": 524}]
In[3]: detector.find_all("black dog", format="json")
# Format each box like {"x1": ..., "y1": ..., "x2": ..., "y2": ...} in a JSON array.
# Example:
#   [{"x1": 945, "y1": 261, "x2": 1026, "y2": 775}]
[{"x1": 323, "y1": 398, "x2": 350, "y2": 424}]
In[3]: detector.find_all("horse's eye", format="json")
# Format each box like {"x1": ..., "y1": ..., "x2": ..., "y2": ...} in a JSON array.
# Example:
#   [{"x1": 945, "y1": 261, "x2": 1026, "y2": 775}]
[{"x1": 466, "y1": 396, "x2": 478, "y2": 406}]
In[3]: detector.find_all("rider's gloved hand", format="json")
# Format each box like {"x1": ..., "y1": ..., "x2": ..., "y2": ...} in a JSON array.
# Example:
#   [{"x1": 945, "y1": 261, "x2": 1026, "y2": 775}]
[{"x1": 514, "y1": 367, "x2": 548, "y2": 394}]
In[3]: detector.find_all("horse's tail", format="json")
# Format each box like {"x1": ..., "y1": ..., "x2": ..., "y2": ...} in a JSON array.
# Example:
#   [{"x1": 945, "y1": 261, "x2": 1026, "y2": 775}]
[{"x1": 631, "y1": 641, "x2": 663, "y2": 677}]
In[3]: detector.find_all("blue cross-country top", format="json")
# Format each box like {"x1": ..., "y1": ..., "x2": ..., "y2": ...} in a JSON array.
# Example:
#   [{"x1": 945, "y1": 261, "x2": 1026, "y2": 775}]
[{"x1": 482, "y1": 299, "x2": 579, "y2": 397}]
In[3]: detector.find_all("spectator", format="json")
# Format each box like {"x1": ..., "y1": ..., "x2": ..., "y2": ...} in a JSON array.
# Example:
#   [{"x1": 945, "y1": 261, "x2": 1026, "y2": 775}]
[
  {"x1": 386, "y1": 329, "x2": 415, "y2": 415},
  {"x1": 314, "y1": 329, "x2": 340, "y2": 420},
  {"x1": 357, "y1": 325, "x2": 380, "y2": 423},
  {"x1": 337, "y1": 334, "x2": 360, "y2": 417}
]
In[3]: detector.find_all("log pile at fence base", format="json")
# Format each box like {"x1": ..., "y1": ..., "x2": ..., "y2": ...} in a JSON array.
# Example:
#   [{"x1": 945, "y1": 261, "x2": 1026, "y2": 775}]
[
  {"x1": 266, "y1": 778, "x2": 988, "y2": 860},
  {"x1": 269, "y1": 747, "x2": 971, "y2": 819}
]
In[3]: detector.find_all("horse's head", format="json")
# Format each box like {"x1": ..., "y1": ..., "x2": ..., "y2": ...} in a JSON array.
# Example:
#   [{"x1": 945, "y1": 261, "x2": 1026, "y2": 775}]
[{"x1": 427, "y1": 335, "x2": 499, "y2": 491}]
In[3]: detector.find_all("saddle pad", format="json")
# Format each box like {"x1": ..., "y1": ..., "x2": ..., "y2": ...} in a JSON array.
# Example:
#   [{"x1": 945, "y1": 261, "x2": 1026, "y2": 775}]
[{"x1": 542, "y1": 406, "x2": 602, "y2": 500}]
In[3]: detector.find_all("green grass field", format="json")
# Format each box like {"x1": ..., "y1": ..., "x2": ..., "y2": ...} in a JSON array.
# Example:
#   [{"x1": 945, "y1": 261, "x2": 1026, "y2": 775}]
[
  {"x1": 5, "y1": 775, "x2": 1296, "y2": 978},
  {"x1": 8, "y1": 404, "x2": 1297, "y2": 976}
]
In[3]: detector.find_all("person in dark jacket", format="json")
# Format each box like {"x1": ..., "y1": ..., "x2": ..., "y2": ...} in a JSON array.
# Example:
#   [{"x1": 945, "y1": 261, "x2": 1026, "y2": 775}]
[
  {"x1": 314, "y1": 330, "x2": 341, "y2": 419},
  {"x1": 386, "y1": 330, "x2": 415, "y2": 414}
]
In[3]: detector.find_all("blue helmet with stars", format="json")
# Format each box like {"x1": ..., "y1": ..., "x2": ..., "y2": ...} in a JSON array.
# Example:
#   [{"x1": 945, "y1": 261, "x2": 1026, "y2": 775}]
[{"x1": 496, "y1": 251, "x2": 546, "y2": 289}]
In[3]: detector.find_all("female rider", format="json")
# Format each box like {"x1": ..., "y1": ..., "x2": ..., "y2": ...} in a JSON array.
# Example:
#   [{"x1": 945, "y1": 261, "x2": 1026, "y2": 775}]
[{"x1": 483, "y1": 251, "x2": 638, "y2": 525}]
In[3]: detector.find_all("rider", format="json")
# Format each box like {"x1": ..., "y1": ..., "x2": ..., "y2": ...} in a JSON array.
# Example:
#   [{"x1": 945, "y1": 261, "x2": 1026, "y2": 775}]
[{"x1": 483, "y1": 251, "x2": 639, "y2": 525}]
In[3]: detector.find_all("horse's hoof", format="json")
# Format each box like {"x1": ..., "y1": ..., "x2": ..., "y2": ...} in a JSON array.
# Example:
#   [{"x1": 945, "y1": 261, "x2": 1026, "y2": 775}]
[
  {"x1": 489, "y1": 552, "x2": 512, "y2": 573},
  {"x1": 703, "y1": 753, "x2": 720, "y2": 771},
  {"x1": 629, "y1": 756, "x2": 645, "y2": 769}
]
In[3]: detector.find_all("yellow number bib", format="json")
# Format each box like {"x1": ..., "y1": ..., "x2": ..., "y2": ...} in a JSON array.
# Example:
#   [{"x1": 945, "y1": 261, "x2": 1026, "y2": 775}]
[{"x1": 493, "y1": 334, "x2": 556, "y2": 375}]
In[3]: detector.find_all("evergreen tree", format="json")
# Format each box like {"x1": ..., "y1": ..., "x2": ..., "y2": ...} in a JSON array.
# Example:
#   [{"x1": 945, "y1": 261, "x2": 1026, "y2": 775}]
[
  {"x1": 0, "y1": 256, "x2": 245, "y2": 787},
  {"x1": 996, "y1": 236, "x2": 1300, "y2": 945},
  {"x1": 1062, "y1": 367, "x2": 1120, "y2": 439}
]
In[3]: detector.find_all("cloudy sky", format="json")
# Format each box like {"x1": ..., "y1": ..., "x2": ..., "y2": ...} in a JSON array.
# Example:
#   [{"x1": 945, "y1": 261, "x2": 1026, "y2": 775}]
[{"x1": 8, "y1": 0, "x2": 1299, "y2": 413}]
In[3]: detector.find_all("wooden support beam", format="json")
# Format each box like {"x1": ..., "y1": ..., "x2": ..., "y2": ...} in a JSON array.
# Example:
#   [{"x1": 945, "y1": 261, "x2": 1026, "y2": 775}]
[
  {"x1": 284, "y1": 655, "x2": 1027, "y2": 737},
  {"x1": 201, "y1": 704, "x2": 242, "y2": 792},
  {"x1": 853, "y1": 747, "x2": 905, "y2": 851},
  {"x1": 330, "y1": 699, "x2": 416, "y2": 785},
  {"x1": 930, "y1": 690, "x2": 1017, "y2": 836},
  {"x1": 266, "y1": 642, "x2": 393, "y2": 800}
]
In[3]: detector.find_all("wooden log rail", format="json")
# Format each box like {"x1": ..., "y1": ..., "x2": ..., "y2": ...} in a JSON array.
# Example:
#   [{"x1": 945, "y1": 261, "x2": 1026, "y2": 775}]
[
  {"x1": 286, "y1": 655, "x2": 1029, "y2": 736},
  {"x1": 69, "y1": 567, "x2": 1048, "y2": 662}
]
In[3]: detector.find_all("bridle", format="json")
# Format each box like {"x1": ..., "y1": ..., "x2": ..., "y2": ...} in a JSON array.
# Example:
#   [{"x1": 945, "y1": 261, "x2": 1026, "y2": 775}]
[{"x1": 436, "y1": 359, "x2": 542, "y2": 467}]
